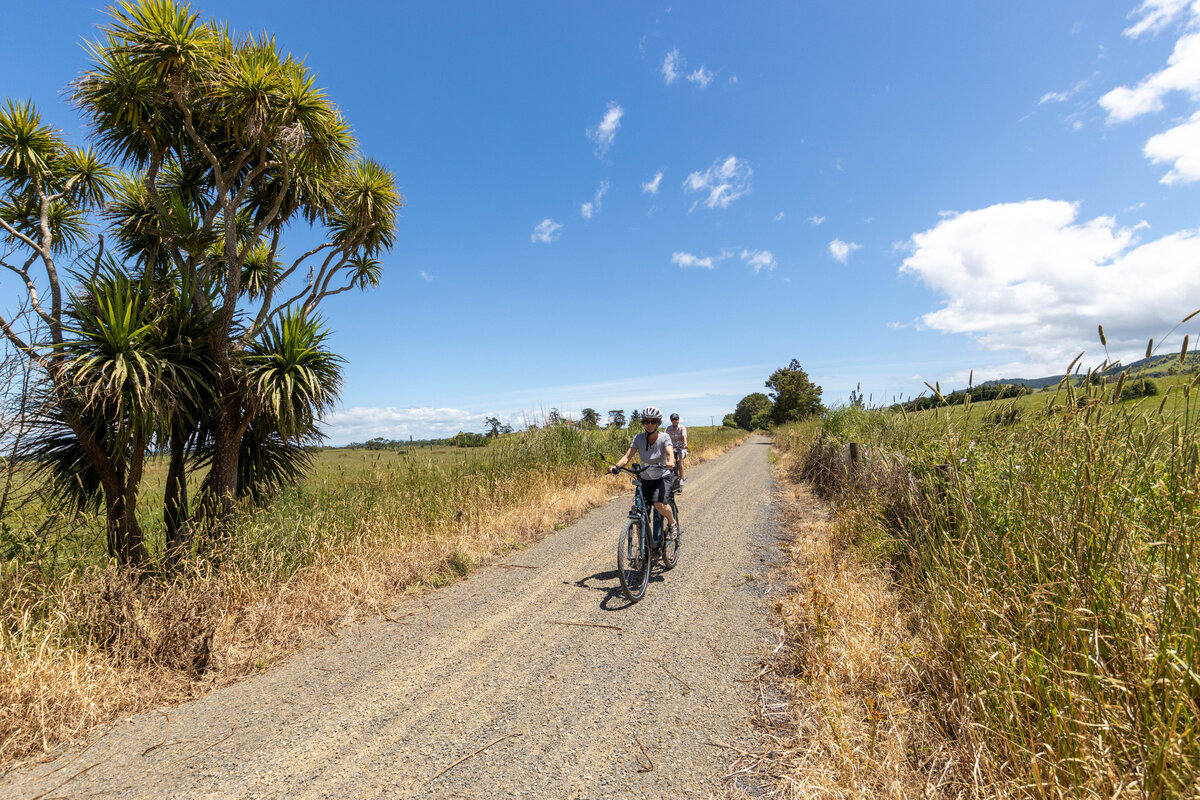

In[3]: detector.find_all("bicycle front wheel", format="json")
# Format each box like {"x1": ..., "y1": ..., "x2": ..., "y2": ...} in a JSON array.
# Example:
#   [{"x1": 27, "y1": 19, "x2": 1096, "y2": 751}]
[
  {"x1": 617, "y1": 519, "x2": 650, "y2": 602},
  {"x1": 661, "y1": 498, "x2": 680, "y2": 570}
]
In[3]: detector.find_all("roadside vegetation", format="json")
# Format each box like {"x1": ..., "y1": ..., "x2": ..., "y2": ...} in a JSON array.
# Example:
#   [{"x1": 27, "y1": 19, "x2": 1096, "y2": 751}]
[
  {"x1": 0, "y1": 423, "x2": 745, "y2": 764},
  {"x1": 762, "y1": 342, "x2": 1200, "y2": 797}
]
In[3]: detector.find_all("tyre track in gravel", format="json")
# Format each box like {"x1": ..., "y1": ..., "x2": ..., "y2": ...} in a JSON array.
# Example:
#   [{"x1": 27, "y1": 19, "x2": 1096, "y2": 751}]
[{"x1": 4, "y1": 435, "x2": 778, "y2": 800}]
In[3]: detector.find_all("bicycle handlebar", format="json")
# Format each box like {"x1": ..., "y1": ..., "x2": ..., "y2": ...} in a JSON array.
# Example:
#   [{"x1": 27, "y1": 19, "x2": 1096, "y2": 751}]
[{"x1": 601, "y1": 458, "x2": 674, "y2": 477}]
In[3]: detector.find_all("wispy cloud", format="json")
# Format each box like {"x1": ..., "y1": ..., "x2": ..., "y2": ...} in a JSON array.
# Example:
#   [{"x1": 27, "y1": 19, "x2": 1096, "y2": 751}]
[
  {"x1": 740, "y1": 249, "x2": 777, "y2": 273},
  {"x1": 683, "y1": 155, "x2": 753, "y2": 210},
  {"x1": 773, "y1": 211, "x2": 785, "y2": 222},
  {"x1": 900, "y1": 198, "x2": 1200, "y2": 371},
  {"x1": 419, "y1": 270, "x2": 433, "y2": 281},
  {"x1": 663, "y1": 48, "x2": 719, "y2": 89},
  {"x1": 662, "y1": 49, "x2": 681, "y2": 84},
  {"x1": 1039, "y1": 77, "x2": 1092, "y2": 105},
  {"x1": 672, "y1": 251, "x2": 715, "y2": 269},
  {"x1": 829, "y1": 239, "x2": 861, "y2": 263},
  {"x1": 642, "y1": 170, "x2": 664, "y2": 194},
  {"x1": 687, "y1": 65, "x2": 715, "y2": 88},
  {"x1": 587, "y1": 101, "x2": 624, "y2": 155},
  {"x1": 531, "y1": 218, "x2": 563, "y2": 243},
  {"x1": 1124, "y1": 0, "x2": 1194, "y2": 37},
  {"x1": 808, "y1": 215, "x2": 825, "y2": 225},
  {"x1": 581, "y1": 180, "x2": 610, "y2": 220}
]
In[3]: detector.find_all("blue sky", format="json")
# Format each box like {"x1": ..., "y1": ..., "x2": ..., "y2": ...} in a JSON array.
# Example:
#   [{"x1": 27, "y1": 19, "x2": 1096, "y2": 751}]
[{"x1": 4, "y1": 1, "x2": 1200, "y2": 443}]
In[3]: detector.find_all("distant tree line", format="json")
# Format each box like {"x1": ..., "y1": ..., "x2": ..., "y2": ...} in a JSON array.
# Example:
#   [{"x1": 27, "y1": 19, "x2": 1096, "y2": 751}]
[
  {"x1": 726, "y1": 359, "x2": 825, "y2": 431},
  {"x1": 894, "y1": 383, "x2": 1029, "y2": 412}
]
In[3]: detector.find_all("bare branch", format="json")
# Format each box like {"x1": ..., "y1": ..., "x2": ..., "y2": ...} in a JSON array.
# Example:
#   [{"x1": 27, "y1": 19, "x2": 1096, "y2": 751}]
[
  {"x1": 90, "y1": 235, "x2": 105, "y2": 284},
  {"x1": 0, "y1": 312, "x2": 38, "y2": 362},
  {"x1": 0, "y1": 257, "x2": 55, "y2": 329},
  {"x1": 243, "y1": 226, "x2": 283, "y2": 342},
  {"x1": 237, "y1": 172, "x2": 289, "y2": 266},
  {"x1": 0, "y1": 216, "x2": 44, "y2": 254}
]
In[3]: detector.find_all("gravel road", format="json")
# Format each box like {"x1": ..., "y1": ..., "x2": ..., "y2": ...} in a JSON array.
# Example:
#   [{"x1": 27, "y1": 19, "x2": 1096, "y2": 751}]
[{"x1": 5, "y1": 435, "x2": 778, "y2": 800}]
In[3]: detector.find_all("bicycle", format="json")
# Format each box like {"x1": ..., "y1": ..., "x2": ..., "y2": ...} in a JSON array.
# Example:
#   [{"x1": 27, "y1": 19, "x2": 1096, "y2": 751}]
[{"x1": 605, "y1": 462, "x2": 681, "y2": 602}]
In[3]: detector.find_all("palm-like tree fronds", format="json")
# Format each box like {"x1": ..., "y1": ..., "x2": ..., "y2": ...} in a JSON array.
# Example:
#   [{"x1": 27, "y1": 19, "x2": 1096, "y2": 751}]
[
  {"x1": 0, "y1": 100, "x2": 63, "y2": 186},
  {"x1": 245, "y1": 311, "x2": 342, "y2": 437},
  {"x1": 330, "y1": 159, "x2": 402, "y2": 255}
]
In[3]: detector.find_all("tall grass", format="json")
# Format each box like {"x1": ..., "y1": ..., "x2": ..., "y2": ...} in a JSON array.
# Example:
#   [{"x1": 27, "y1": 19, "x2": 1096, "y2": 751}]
[
  {"x1": 0, "y1": 424, "x2": 746, "y2": 764},
  {"x1": 782, "y1": 373, "x2": 1200, "y2": 797}
]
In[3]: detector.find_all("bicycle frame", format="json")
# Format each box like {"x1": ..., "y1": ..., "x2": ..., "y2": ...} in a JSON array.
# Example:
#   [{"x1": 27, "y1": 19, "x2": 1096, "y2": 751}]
[{"x1": 628, "y1": 477, "x2": 665, "y2": 552}]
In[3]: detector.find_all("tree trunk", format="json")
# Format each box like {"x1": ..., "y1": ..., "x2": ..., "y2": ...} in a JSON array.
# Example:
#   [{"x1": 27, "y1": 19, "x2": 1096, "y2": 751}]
[
  {"x1": 106, "y1": 485, "x2": 146, "y2": 568},
  {"x1": 164, "y1": 426, "x2": 190, "y2": 569},
  {"x1": 202, "y1": 392, "x2": 242, "y2": 532}
]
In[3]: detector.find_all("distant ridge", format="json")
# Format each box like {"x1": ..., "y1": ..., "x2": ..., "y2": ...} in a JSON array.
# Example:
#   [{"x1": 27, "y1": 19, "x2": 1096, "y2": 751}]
[{"x1": 978, "y1": 350, "x2": 1200, "y2": 391}]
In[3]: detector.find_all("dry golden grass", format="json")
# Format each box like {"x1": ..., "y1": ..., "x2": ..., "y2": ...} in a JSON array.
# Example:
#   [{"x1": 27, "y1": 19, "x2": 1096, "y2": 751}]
[
  {"x1": 729, "y1": 442, "x2": 993, "y2": 799},
  {"x1": 0, "y1": 430, "x2": 746, "y2": 767}
]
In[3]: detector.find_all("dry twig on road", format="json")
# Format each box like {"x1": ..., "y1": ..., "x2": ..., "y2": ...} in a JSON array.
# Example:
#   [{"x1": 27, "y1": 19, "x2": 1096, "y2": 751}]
[
  {"x1": 141, "y1": 713, "x2": 171, "y2": 756},
  {"x1": 548, "y1": 620, "x2": 623, "y2": 632},
  {"x1": 425, "y1": 731, "x2": 526, "y2": 785},
  {"x1": 183, "y1": 727, "x2": 237, "y2": 761},
  {"x1": 634, "y1": 734, "x2": 654, "y2": 773},
  {"x1": 27, "y1": 761, "x2": 103, "y2": 800},
  {"x1": 659, "y1": 662, "x2": 693, "y2": 695}
]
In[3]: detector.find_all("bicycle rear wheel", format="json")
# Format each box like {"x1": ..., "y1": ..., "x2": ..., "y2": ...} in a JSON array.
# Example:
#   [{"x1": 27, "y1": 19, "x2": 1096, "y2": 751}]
[
  {"x1": 661, "y1": 498, "x2": 680, "y2": 570},
  {"x1": 617, "y1": 519, "x2": 650, "y2": 601}
]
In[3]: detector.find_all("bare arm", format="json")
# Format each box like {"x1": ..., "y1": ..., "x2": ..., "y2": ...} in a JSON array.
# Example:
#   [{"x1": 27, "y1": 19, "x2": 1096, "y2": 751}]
[{"x1": 612, "y1": 445, "x2": 637, "y2": 469}]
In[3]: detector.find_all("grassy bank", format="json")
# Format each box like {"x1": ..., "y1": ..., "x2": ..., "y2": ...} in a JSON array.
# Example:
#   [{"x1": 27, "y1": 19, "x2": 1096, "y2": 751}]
[
  {"x1": 767, "y1": 373, "x2": 1200, "y2": 797},
  {"x1": 0, "y1": 425, "x2": 746, "y2": 764}
]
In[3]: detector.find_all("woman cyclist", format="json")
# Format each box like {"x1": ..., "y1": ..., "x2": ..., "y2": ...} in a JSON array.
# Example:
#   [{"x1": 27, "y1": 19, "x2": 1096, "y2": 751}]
[{"x1": 607, "y1": 406, "x2": 679, "y2": 540}]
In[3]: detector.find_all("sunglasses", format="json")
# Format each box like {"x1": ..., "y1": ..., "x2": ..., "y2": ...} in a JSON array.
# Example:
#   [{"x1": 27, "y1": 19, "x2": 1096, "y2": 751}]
[{"x1": 642, "y1": 419, "x2": 658, "y2": 425}]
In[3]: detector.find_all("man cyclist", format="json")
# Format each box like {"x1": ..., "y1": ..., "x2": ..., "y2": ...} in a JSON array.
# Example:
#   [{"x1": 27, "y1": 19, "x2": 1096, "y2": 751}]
[
  {"x1": 665, "y1": 413, "x2": 688, "y2": 492},
  {"x1": 607, "y1": 406, "x2": 679, "y2": 541}
]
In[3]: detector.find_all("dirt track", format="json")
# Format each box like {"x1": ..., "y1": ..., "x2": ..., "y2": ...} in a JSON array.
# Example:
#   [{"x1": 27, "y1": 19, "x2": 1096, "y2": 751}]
[{"x1": 5, "y1": 435, "x2": 778, "y2": 800}]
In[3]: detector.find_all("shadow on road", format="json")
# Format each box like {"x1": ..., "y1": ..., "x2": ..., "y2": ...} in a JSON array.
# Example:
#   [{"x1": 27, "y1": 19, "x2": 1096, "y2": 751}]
[{"x1": 568, "y1": 570, "x2": 664, "y2": 611}]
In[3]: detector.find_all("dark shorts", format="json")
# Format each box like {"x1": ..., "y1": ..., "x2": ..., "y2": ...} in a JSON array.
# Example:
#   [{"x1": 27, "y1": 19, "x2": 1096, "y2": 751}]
[{"x1": 639, "y1": 476, "x2": 669, "y2": 505}]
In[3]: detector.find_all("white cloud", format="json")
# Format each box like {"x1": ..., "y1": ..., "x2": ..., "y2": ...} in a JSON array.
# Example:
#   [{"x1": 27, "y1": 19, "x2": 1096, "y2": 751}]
[
  {"x1": 587, "y1": 101, "x2": 624, "y2": 155},
  {"x1": 662, "y1": 49, "x2": 681, "y2": 84},
  {"x1": 828, "y1": 238, "x2": 861, "y2": 263},
  {"x1": 1100, "y1": 30, "x2": 1200, "y2": 122},
  {"x1": 899, "y1": 199, "x2": 1200, "y2": 370},
  {"x1": 419, "y1": 270, "x2": 433, "y2": 281},
  {"x1": 581, "y1": 181, "x2": 610, "y2": 220},
  {"x1": 322, "y1": 406, "x2": 482, "y2": 445},
  {"x1": 683, "y1": 155, "x2": 753, "y2": 210},
  {"x1": 808, "y1": 215, "x2": 825, "y2": 225},
  {"x1": 672, "y1": 251, "x2": 715, "y2": 269},
  {"x1": 774, "y1": 211, "x2": 785, "y2": 222},
  {"x1": 687, "y1": 66, "x2": 714, "y2": 88},
  {"x1": 531, "y1": 218, "x2": 562, "y2": 243},
  {"x1": 642, "y1": 170, "x2": 664, "y2": 194},
  {"x1": 1124, "y1": 0, "x2": 1196, "y2": 38},
  {"x1": 740, "y1": 249, "x2": 777, "y2": 273},
  {"x1": 1145, "y1": 109, "x2": 1200, "y2": 182}
]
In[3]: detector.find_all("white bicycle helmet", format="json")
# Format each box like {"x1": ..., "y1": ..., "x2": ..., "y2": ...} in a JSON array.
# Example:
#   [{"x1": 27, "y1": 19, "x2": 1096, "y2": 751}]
[{"x1": 641, "y1": 406, "x2": 662, "y2": 422}]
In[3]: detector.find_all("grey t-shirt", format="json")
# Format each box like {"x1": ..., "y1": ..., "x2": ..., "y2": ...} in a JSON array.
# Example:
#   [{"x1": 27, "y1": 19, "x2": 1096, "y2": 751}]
[{"x1": 631, "y1": 431, "x2": 673, "y2": 480}]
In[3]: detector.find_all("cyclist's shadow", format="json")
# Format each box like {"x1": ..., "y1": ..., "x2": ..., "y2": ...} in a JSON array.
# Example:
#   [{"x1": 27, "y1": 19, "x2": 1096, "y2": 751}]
[{"x1": 568, "y1": 570, "x2": 665, "y2": 611}]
